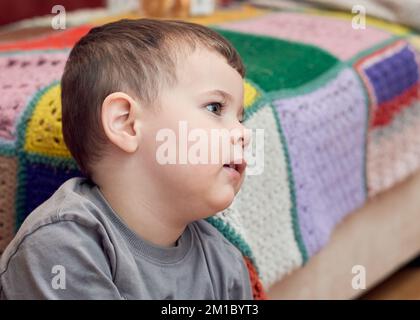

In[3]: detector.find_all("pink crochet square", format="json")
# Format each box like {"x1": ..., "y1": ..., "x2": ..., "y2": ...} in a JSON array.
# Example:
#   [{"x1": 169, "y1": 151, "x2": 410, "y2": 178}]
[
  {"x1": 219, "y1": 12, "x2": 391, "y2": 60},
  {"x1": 0, "y1": 51, "x2": 69, "y2": 142}
]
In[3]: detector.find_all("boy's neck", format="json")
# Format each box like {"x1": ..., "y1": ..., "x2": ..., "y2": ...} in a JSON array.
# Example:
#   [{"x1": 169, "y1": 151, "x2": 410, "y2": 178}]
[{"x1": 97, "y1": 180, "x2": 188, "y2": 248}]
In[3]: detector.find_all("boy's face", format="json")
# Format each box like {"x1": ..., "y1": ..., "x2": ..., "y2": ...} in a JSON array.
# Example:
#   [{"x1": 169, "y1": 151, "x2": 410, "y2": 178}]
[{"x1": 139, "y1": 48, "x2": 248, "y2": 220}]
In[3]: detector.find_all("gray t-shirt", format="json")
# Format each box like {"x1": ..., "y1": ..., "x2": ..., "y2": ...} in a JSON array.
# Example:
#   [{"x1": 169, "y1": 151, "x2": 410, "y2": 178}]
[{"x1": 0, "y1": 177, "x2": 253, "y2": 300}]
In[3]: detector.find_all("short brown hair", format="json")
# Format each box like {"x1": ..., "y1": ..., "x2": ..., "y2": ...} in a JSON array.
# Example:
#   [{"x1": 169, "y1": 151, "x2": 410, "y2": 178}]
[{"x1": 61, "y1": 18, "x2": 245, "y2": 180}]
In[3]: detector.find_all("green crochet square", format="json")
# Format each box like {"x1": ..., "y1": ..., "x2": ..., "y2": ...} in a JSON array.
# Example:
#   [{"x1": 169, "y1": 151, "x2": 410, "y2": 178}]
[{"x1": 213, "y1": 28, "x2": 339, "y2": 93}]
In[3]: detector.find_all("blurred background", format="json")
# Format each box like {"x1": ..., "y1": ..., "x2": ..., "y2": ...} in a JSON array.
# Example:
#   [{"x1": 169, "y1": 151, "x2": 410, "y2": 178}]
[{"x1": 1, "y1": 0, "x2": 420, "y2": 29}]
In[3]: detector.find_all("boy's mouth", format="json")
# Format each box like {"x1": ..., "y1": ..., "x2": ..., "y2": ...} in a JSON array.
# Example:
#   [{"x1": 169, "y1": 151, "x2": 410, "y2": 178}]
[{"x1": 222, "y1": 160, "x2": 247, "y2": 179}]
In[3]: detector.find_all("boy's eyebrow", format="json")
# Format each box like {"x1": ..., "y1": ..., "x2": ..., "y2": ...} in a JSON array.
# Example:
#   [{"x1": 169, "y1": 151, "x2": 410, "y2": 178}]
[{"x1": 201, "y1": 89, "x2": 233, "y2": 102}]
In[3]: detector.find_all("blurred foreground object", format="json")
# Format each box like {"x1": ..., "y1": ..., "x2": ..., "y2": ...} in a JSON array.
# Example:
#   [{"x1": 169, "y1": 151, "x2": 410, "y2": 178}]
[
  {"x1": 141, "y1": 0, "x2": 218, "y2": 17},
  {"x1": 0, "y1": 0, "x2": 103, "y2": 26}
]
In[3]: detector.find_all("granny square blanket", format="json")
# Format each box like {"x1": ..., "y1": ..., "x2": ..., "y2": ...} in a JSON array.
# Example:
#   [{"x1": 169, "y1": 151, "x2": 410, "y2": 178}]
[{"x1": 1, "y1": 6, "x2": 420, "y2": 299}]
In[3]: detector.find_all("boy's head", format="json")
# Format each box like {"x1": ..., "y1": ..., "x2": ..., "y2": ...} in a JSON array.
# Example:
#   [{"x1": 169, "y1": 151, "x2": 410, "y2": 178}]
[{"x1": 61, "y1": 19, "x2": 248, "y2": 219}]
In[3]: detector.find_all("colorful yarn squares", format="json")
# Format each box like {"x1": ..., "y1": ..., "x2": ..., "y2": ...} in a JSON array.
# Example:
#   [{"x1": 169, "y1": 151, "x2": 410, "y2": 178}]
[
  {"x1": 274, "y1": 68, "x2": 367, "y2": 256},
  {"x1": 367, "y1": 99, "x2": 420, "y2": 196},
  {"x1": 24, "y1": 82, "x2": 71, "y2": 158},
  {"x1": 302, "y1": 9, "x2": 411, "y2": 36},
  {"x1": 0, "y1": 25, "x2": 92, "y2": 52},
  {"x1": 215, "y1": 28, "x2": 338, "y2": 92},
  {"x1": 0, "y1": 156, "x2": 18, "y2": 253},
  {"x1": 19, "y1": 161, "x2": 82, "y2": 226},
  {"x1": 355, "y1": 41, "x2": 420, "y2": 127},
  {"x1": 224, "y1": 104, "x2": 303, "y2": 287},
  {"x1": 243, "y1": 81, "x2": 260, "y2": 110},
  {"x1": 219, "y1": 12, "x2": 392, "y2": 61},
  {"x1": 0, "y1": 51, "x2": 68, "y2": 142}
]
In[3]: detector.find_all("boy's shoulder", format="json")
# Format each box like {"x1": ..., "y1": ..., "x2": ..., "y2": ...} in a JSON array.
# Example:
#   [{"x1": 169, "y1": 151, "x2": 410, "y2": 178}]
[
  {"x1": 189, "y1": 219, "x2": 253, "y2": 299},
  {"x1": 190, "y1": 219, "x2": 245, "y2": 264},
  {"x1": 0, "y1": 177, "x2": 108, "y2": 271},
  {"x1": 0, "y1": 177, "x2": 124, "y2": 299},
  {"x1": 12, "y1": 176, "x2": 102, "y2": 230}
]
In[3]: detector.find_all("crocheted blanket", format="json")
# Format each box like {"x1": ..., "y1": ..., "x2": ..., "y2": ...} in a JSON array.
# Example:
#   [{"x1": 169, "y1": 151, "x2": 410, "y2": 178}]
[{"x1": 1, "y1": 5, "x2": 420, "y2": 299}]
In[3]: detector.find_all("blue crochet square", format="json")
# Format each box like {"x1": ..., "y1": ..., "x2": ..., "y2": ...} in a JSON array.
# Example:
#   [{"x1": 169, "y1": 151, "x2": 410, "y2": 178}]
[{"x1": 364, "y1": 45, "x2": 418, "y2": 105}]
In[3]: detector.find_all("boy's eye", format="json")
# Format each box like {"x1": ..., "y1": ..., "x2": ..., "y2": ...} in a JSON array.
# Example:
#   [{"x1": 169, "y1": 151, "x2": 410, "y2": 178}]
[{"x1": 206, "y1": 102, "x2": 223, "y2": 116}]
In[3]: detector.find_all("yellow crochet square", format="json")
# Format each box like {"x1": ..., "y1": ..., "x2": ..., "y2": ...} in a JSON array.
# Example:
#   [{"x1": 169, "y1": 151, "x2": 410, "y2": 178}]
[
  {"x1": 244, "y1": 81, "x2": 260, "y2": 109},
  {"x1": 24, "y1": 84, "x2": 72, "y2": 158}
]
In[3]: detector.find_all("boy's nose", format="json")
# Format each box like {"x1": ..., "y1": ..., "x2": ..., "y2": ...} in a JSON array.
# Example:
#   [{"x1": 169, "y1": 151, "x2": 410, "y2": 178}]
[
  {"x1": 242, "y1": 127, "x2": 251, "y2": 148},
  {"x1": 230, "y1": 126, "x2": 251, "y2": 148}
]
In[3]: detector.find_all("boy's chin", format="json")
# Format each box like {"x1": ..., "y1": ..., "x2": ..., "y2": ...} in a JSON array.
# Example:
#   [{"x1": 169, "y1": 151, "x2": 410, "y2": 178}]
[{"x1": 206, "y1": 187, "x2": 236, "y2": 215}]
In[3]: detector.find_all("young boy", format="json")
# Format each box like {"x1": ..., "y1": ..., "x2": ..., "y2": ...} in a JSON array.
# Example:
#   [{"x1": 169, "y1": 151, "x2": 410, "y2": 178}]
[{"x1": 0, "y1": 19, "x2": 252, "y2": 299}]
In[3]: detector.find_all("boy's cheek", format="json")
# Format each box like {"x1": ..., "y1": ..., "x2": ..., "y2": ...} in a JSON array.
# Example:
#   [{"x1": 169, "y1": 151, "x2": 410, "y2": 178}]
[{"x1": 233, "y1": 174, "x2": 246, "y2": 194}]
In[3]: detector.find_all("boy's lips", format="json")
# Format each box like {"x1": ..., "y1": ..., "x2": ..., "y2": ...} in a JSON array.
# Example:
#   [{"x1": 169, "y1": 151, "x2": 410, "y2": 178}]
[{"x1": 222, "y1": 159, "x2": 247, "y2": 181}]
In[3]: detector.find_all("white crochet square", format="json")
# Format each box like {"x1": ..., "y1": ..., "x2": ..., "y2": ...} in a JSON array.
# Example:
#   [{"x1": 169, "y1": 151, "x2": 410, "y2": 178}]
[{"x1": 219, "y1": 104, "x2": 303, "y2": 288}]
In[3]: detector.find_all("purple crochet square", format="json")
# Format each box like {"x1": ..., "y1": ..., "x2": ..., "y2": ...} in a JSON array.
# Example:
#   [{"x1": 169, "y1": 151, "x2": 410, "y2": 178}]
[
  {"x1": 0, "y1": 51, "x2": 69, "y2": 143},
  {"x1": 274, "y1": 68, "x2": 367, "y2": 256}
]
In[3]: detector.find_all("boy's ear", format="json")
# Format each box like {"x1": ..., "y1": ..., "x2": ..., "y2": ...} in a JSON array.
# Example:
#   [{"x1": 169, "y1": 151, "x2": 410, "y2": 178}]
[{"x1": 101, "y1": 92, "x2": 141, "y2": 153}]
